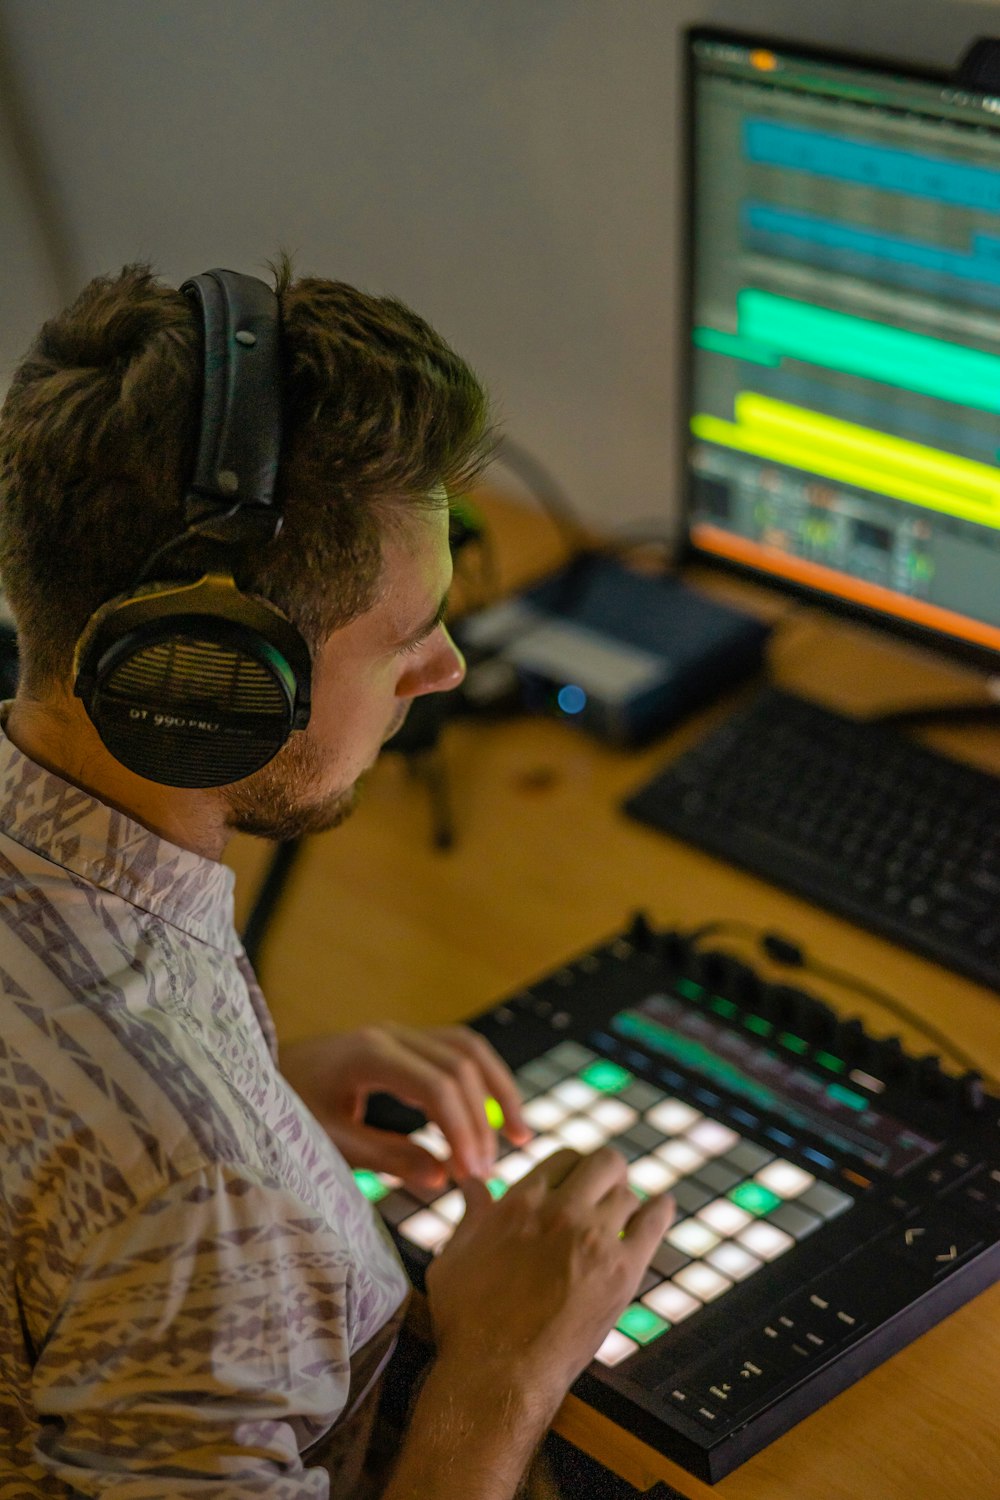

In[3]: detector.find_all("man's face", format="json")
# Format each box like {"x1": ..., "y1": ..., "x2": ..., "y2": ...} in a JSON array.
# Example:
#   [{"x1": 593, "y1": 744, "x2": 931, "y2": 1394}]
[{"x1": 222, "y1": 505, "x2": 463, "y2": 840}]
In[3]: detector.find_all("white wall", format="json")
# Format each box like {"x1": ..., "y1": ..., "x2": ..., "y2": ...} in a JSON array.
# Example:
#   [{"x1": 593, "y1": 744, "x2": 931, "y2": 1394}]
[{"x1": 2, "y1": 0, "x2": 1000, "y2": 536}]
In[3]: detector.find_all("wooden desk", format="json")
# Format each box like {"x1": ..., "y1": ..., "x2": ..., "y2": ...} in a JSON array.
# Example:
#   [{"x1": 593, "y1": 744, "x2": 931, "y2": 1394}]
[{"x1": 224, "y1": 495, "x2": 1000, "y2": 1500}]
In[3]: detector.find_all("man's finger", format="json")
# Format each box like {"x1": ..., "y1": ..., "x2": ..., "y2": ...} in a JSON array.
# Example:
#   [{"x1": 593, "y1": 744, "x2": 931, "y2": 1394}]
[{"x1": 436, "y1": 1027, "x2": 531, "y2": 1145}]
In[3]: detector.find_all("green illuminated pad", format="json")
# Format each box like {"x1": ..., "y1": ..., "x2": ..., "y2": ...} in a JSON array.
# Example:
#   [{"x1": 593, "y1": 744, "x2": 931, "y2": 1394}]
[
  {"x1": 353, "y1": 1170, "x2": 391, "y2": 1203},
  {"x1": 616, "y1": 1303, "x2": 670, "y2": 1345},
  {"x1": 729, "y1": 1181, "x2": 782, "y2": 1216},
  {"x1": 580, "y1": 1059, "x2": 633, "y2": 1094}
]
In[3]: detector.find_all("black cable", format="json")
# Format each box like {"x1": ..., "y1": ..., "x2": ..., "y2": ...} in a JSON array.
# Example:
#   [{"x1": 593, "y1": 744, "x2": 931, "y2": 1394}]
[
  {"x1": 683, "y1": 917, "x2": 1000, "y2": 1090},
  {"x1": 490, "y1": 436, "x2": 592, "y2": 559}
]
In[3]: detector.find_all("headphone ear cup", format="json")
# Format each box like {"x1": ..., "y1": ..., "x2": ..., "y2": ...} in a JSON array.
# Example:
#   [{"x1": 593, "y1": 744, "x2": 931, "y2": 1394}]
[{"x1": 74, "y1": 576, "x2": 312, "y2": 788}]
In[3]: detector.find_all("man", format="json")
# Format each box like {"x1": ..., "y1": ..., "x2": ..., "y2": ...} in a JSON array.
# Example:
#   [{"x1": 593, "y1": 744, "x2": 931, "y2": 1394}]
[{"x1": 0, "y1": 261, "x2": 673, "y2": 1497}]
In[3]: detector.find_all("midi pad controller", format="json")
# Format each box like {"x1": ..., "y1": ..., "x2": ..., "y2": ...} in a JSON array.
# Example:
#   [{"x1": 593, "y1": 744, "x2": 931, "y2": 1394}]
[{"x1": 357, "y1": 916, "x2": 1000, "y2": 1483}]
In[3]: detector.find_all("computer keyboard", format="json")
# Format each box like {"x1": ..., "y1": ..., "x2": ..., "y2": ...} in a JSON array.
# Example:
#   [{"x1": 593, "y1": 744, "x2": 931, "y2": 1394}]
[{"x1": 623, "y1": 688, "x2": 1000, "y2": 992}]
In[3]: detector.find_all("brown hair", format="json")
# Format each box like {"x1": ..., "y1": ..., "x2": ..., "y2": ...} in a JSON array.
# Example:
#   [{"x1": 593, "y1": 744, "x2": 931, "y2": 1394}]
[{"x1": 0, "y1": 255, "x2": 494, "y2": 692}]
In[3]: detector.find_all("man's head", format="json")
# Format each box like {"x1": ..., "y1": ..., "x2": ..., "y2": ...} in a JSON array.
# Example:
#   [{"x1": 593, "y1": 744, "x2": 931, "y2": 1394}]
[{"x1": 0, "y1": 258, "x2": 492, "y2": 844}]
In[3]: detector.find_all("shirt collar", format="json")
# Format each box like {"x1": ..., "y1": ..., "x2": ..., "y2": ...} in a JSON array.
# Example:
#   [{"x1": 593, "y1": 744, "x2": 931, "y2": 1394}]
[{"x1": 0, "y1": 713, "x2": 240, "y2": 952}]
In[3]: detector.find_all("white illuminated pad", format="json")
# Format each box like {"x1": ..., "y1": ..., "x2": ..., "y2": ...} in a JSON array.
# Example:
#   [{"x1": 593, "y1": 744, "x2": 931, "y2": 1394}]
[
  {"x1": 655, "y1": 1139, "x2": 706, "y2": 1175},
  {"x1": 667, "y1": 1218, "x2": 721, "y2": 1257},
  {"x1": 399, "y1": 1210, "x2": 451, "y2": 1252},
  {"x1": 589, "y1": 1098, "x2": 639, "y2": 1135},
  {"x1": 686, "y1": 1119, "x2": 741, "y2": 1157},
  {"x1": 410, "y1": 1125, "x2": 450, "y2": 1161},
  {"x1": 646, "y1": 1099, "x2": 702, "y2": 1136},
  {"x1": 628, "y1": 1156, "x2": 677, "y2": 1196},
  {"x1": 594, "y1": 1329, "x2": 638, "y2": 1367},
  {"x1": 697, "y1": 1198, "x2": 753, "y2": 1237},
  {"x1": 738, "y1": 1221, "x2": 796, "y2": 1262},
  {"x1": 641, "y1": 1281, "x2": 702, "y2": 1323},
  {"x1": 754, "y1": 1159, "x2": 816, "y2": 1200},
  {"x1": 673, "y1": 1262, "x2": 733, "y2": 1303},
  {"x1": 494, "y1": 1151, "x2": 534, "y2": 1184},
  {"x1": 523, "y1": 1133, "x2": 562, "y2": 1162},
  {"x1": 706, "y1": 1241, "x2": 764, "y2": 1281},
  {"x1": 431, "y1": 1189, "x2": 467, "y2": 1225},
  {"x1": 551, "y1": 1078, "x2": 600, "y2": 1111},
  {"x1": 522, "y1": 1095, "x2": 569, "y2": 1132},
  {"x1": 556, "y1": 1116, "x2": 607, "y2": 1152}
]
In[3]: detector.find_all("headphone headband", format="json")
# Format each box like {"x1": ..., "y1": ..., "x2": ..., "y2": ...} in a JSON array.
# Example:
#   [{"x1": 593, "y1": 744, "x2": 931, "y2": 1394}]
[{"x1": 180, "y1": 269, "x2": 284, "y2": 530}]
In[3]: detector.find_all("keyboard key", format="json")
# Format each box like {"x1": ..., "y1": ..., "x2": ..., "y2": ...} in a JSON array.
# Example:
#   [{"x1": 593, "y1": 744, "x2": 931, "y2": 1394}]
[
  {"x1": 696, "y1": 1159, "x2": 744, "y2": 1194},
  {"x1": 629, "y1": 1156, "x2": 678, "y2": 1195},
  {"x1": 493, "y1": 1151, "x2": 535, "y2": 1184},
  {"x1": 589, "y1": 1098, "x2": 640, "y2": 1135},
  {"x1": 551, "y1": 1078, "x2": 600, "y2": 1112},
  {"x1": 379, "y1": 1190, "x2": 424, "y2": 1227},
  {"x1": 594, "y1": 1329, "x2": 639, "y2": 1367},
  {"x1": 687, "y1": 1119, "x2": 741, "y2": 1157},
  {"x1": 799, "y1": 1181, "x2": 854, "y2": 1220},
  {"x1": 674, "y1": 1263, "x2": 734, "y2": 1303},
  {"x1": 642, "y1": 1281, "x2": 702, "y2": 1323},
  {"x1": 625, "y1": 1121, "x2": 668, "y2": 1153},
  {"x1": 399, "y1": 1210, "x2": 452, "y2": 1252},
  {"x1": 545, "y1": 1041, "x2": 597, "y2": 1072},
  {"x1": 755, "y1": 1160, "x2": 816, "y2": 1200},
  {"x1": 697, "y1": 1197, "x2": 753, "y2": 1237},
  {"x1": 353, "y1": 1169, "x2": 392, "y2": 1203},
  {"x1": 646, "y1": 1099, "x2": 703, "y2": 1136},
  {"x1": 729, "y1": 1181, "x2": 783, "y2": 1216},
  {"x1": 672, "y1": 1178, "x2": 714, "y2": 1214},
  {"x1": 410, "y1": 1125, "x2": 449, "y2": 1161},
  {"x1": 522, "y1": 1095, "x2": 569, "y2": 1132},
  {"x1": 737, "y1": 1221, "x2": 796, "y2": 1261},
  {"x1": 523, "y1": 1133, "x2": 563, "y2": 1162},
  {"x1": 556, "y1": 1116, "x2": 608, "y2": 1152},
  {"x1": 667, "y1": 1219, "x2": 722, "y2": 1257},
  {"x1": 616, "y1": 1303, "x2": 670, "y2": 1345},
  {"x1": 580, "y1": 1059, "x2": 633, "y2": 1093},
  {"x1": 516, "y1": 1058, "x2": 565, "y2": 1092},
  {"x1": 769, "y1": 1202, "x2": 823, "y2": 1240},
  {"x1": 650, "y1": 1242, "x2": 691, "y2": 1279},
  {"x1": 431, "y1": 1189, "x2": 467, "y2": 1224},
  {"x1": 725, "y1": 1141, "x2": 775, "y2": 1174},
  {"x1": 706, "y1": 1241, "x2": 764, "y2": 1281},
  {"x1": 656, "y1": 1139, "x2": 708, "y2": 1175},
  {"x1": 619, "y1": 1080, "x2": 666, "y2": 1111}
]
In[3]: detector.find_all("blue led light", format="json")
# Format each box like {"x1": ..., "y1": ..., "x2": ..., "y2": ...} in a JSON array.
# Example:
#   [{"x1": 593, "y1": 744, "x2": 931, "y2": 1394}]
[
  {"x1": 556, "y1": 683, "x2": 587, "y2": 715},
  {"x1": 802, "y1": 1147, "x2": 836, "y2": 1170},
  {"x1": 765, "y1": 1127, "x2": 796, "y2": 1148}
]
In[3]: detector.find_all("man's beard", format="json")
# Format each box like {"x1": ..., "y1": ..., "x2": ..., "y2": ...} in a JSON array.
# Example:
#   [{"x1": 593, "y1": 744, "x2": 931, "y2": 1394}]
[{"x1": 221, "y1": 731, "x2": 364, "y2": 842}]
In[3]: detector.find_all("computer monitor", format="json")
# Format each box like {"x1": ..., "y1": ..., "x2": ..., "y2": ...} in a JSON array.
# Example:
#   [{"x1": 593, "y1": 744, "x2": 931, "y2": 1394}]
[{"x1": 683, "y1": 27, "x2": 1000, "y2": 670}]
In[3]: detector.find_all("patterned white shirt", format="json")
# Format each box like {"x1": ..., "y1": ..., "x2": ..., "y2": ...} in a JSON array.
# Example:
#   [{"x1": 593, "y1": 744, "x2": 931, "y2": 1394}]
[{"x1": 0, "y1": 719, "x2": 410, "y2": 1497}]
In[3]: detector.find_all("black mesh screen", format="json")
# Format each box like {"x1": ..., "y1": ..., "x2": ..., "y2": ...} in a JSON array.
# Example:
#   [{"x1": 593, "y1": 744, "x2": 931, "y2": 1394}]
[{"x1": 91, "y1": 636, "x2": 294, "y2": 787}]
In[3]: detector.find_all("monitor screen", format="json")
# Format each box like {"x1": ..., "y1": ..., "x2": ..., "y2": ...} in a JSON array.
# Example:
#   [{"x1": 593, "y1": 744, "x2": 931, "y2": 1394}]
[{"x1": 684, "y1": 29, "x2": 1000, "y2": 663}]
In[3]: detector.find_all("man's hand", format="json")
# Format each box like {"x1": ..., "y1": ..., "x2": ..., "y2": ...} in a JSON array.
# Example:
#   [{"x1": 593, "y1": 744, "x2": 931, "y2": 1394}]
[
  {"x1": 426, "y1": 1147, "x2": 675, "y2": 1398},
  {"x1": 278, "y1": 1024, "x2": 530, "y2": 1186}
]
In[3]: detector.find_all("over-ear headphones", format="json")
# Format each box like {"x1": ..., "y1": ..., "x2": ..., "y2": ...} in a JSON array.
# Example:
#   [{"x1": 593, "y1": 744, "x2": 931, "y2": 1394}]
[{"x1": 73, "y1": 268, "x2": 312, "y2": 789}]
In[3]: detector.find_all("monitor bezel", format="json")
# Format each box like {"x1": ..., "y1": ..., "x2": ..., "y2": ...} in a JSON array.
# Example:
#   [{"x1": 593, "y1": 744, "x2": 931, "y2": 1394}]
[{"x1": 677, "y1": 24, "x2": 1000, "y2": 675}]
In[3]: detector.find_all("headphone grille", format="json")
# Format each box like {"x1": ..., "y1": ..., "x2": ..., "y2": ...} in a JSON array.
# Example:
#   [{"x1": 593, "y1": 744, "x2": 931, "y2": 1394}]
[
  {"x1": 90, "y1": 635, "x2": 295, "y2": 788},
  {"x1": 110, "y1": 639, "x2": 288, "y2": 711}
]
